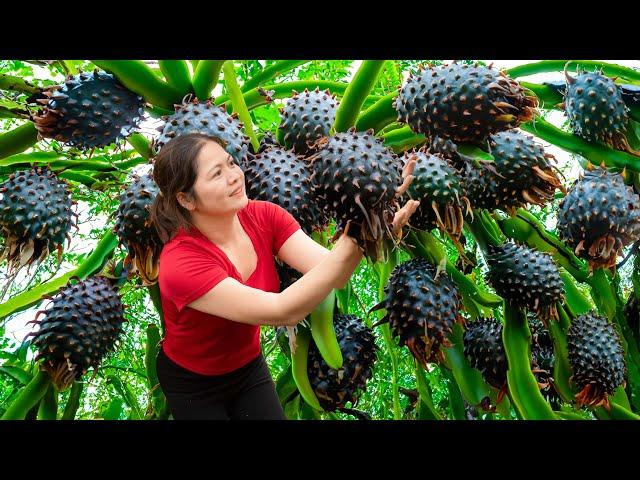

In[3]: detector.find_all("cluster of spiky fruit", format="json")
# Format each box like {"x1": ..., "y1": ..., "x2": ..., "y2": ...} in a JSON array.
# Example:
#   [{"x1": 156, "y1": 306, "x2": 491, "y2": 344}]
[
  {"x1": 463, "y1": 130, "x2": 565, "y2": 213},
  {"x1": 374, "y1": 258, "x2": 463, "y2": 366},
  {"x1": 557, "y1": 166, "x2": 640, "y2": 271},
  {"x1": 486, "y1": 241, "x2": 564, "y2": 321},
  {"x1": 563, "y1": 68, "x2": 636, "y2": 154},
  {"x1": 278, "y1": 87, "x2": 338, "y2": 155},
  {"x1": 307, "y1": 314, "x2": 377, "y2": 411},
  {"x1": 402, "y1": 147, "x2": 470, "y2": 237},
  {"x1": 244, "y1": 147, "x2": 325, "y2": 234},
  {"x1": 395, "y1": 62, "x2": 537, "y2": 145},
  {"x1": 310, "y1": 128, "x2": 402, "y2": 259},
  {"x1": 29, "y1": 275, "x2": 125, "y2": 391},
  {"x1": 33, "y1": 70, "x2": 145, "y2": 149},
  {"x1": 0, "y1": 167, "x2": 75, "y2": 271},
  {"x1": 154, "y1": 97, "x2": 250, "y2": 166},
  {"x1": 567, "y1": 312, "x2": 627, "y2": 409},
  {"x1": 114, "y1": 173, "x2": 162, "y2": 285}
]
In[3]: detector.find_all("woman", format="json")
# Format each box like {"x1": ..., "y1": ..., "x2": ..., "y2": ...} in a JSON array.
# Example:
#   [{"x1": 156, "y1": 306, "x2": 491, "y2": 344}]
[{"x1": 150, "y1": 132, "x2": 418, "y2": 420}]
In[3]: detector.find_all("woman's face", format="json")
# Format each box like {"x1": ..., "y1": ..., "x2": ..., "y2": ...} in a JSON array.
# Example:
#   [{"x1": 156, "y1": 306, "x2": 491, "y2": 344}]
[{"x1": 188, "y1": 140, "x2": 248, "y2": 216}]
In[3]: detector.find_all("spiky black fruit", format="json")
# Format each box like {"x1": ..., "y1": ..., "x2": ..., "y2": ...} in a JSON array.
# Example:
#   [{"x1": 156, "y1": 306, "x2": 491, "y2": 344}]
[
  {"x1": 403, "y1": 148, "x2": 470, "y2": 236},
  {"x1": 307, "y1": 314, "x2": 377, "y2": 412},
  {"x1": 278, "y1": 88, "x2": 338, "y2": 155},
  {"x1": 463, "y1": 317, "x2": 508, "y2": 389},
  {"x1": 30, "y1": 275, "x2": 125, "y2": 391},
  {"x1": 244, "y1": 147, "x2": 325, "y2": 234},
  {"x1": 564, "y1": 69, "x2": 635, "y2": 154},
  {"x1": 468, "y1": 130, "x2": 565, "y2": 213},
  {"x1": 154, "y1": 97, "x2": 250, "y2": 166},
  {"x1": 310, "y1": 128, "x2": 402, "y2": 260},
  {"x1": 376, "y1": 258, "x2": 463, "y2": 366},
  {"x1": 113, "y1": 174, "x2": 162, "y2": 285},
  {"x1": 33, "y1": 70, "x2": 144, "y2": 149},
  {"x1": 486, "y1": 242, "x2": 564, "y2": 322},
  {"x1": 557, "y1": 167, "x2": 640, "y2": 271},
  {"x1": 395, "y1": 63, "x2": 537, "y2": 145},
  {"x1": 0, "y1": 167, "x2": 74, "y2": 271},
  {"x1": 567, "y1": 312, "x2": 627, "y2": 409}
]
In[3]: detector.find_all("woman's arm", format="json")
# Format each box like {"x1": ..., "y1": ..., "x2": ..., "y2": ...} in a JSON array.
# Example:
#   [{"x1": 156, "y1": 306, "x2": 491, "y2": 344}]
[
  {"x1": 277, "y1": 230, "x2": 329, "y2": 274},
  {"x1": 187, "y1": 232, "x2": 362, "y2": 327}
]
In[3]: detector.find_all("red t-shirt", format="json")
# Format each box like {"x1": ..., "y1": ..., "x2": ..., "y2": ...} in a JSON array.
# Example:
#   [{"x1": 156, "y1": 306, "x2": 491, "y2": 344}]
[{"x1": 158, "y1": 200, "x2": 301, "y2": 375}]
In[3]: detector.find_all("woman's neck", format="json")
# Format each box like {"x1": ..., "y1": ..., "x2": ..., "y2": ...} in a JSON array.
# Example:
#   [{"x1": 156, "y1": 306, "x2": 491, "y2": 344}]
[{"x1": 191, "y1": 210, "x2": 243, "y2": 247}]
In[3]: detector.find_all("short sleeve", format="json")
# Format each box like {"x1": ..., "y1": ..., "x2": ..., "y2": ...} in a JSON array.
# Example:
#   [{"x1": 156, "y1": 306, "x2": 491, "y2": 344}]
[
  {"x1": 255, "y1": 201, "x2": 301, "y2": 254},
  {"x1": 158, "y1": 241, "x2": 229, "y2": 313}
]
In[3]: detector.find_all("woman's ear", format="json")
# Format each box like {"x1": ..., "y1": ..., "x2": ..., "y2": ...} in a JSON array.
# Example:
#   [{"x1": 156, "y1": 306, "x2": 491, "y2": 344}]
[{"x1": 176, "y1": 192, "x2": 195, "y2": 211}]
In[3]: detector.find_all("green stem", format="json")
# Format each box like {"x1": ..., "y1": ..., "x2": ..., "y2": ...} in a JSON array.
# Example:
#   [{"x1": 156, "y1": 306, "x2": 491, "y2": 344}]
[
  {"x1": 0, "y1": 74, "x2": 41, "y2": 94},
  {"x1": 414, "y1": 364, "x2": 442, "y2": 420},
  {"x1": 158, "y1": 60, "x2": 193, "y2": 95},
  {"x1": 61, "y1": 381, "x2": 83, "y2": 420},
  {"x1": 145, "y1": 323, "x2": 167, "y2": 419},
  {"x1": 241, "y1": 60, "x2": 310, "y2": 92},
  {"x1": 37, "y1": 384, "x2": 58, "y2": 420},
  {"x1": 374, "y1": 253, "x2": 402, "y2": 420},
  {"x1": 192, "y1": 60, "x2": 225, "y2": 100},
  {"x1": 333, "y1": 60, "x2": 386, "y2": 132},
  {"x1": 520, "y1": 81, "x2": 563, "y2": 109},
  {"x1": 222, "y1": 61, "x2": 259, "y2": 152},
  {"x1": 506, "y1": 60, "x2": 640, "y2": 83},
  {"x1": 355, "y1": 92, "x2": 397, "y2": 133},
  {"x1": 521, "y1": 118, "x2": 640, "y2": 173},
  {"x1": 309, "y1": 290, "x2": 342, "y2": 369},
  {"x1": 550, "y1": 305, "x2": 576, "y2": 404},
  {"x1": 146, "y1": 283, "x2": 165, "y2": 336},
  {"x1": 503, "y1": 305, "x2": 558, "y2": 420},
  {"x1": 91, "y1": 60, "x2": 183, "y2": 110},
  {"x1": 0, "y1": 123, "x2": 38, "y2": 160},
  {"x1": 1, "y1": 370, "x2": 52, "y2": 420}
]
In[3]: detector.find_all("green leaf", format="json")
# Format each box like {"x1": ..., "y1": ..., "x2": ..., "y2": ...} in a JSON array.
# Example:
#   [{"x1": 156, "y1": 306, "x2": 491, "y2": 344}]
[{"x1": 0, "y1": 365, "x2": 33, "y2": 385}]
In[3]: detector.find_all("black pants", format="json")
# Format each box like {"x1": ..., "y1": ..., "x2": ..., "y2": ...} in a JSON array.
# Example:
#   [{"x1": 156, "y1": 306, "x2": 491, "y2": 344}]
[{"x1": 156, "y1": 347, "x2": 286, "y2": 420}]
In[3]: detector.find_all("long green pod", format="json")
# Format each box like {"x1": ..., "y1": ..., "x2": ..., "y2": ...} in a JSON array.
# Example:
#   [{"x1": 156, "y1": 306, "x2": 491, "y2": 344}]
[
  {"x1": 355, "y1": 91, "x2": 397, "y2": 133},
  {"x1": 506, "y1": 60, "x2": 640, "y2": 83},
  {"x1": 0, "y1": 123, "x2": 38, "y2": 160},
  {"x1": 106, "y1": 374, "x2": 143, "y2": 420},
  {"x1": 335, "y1": 281, "x2": 352, "y2": 316},
  {"x1": 520, "y1": 81, "x2": 564, "y2": 109},
  {"x1": 1, "y1": 370, "x2": 52, "y2": 420},
  {"x1": 560, "y1": 271, "x2": 594, "y2": 316},
  {"x1": 382, "y1": 125, "x2": 427, "y2": 152},
  {"x1": 61, "y1": 381, "x2": 83, "y2": 420},
  {"x1": 222, "y1": 61, "x2": 259, "y2": 152},
  {"x1": 37, "y1": 384, "x2": 58, "y2": 420},
  {"x1": 609, "y1": 401, "x2": 640, "y2": 420},
  {"x1": 147, "y1": 283, "x2": 165, "y2": 335},
  {"x1": 549, "y1": 305, "x2": 576, "y2": 404},
  {"x1": 414, "y1": 364, "x2": 442, "y2": 420},
  {"x1": 443, "y1": 324, "x2": 494, "y2": 408},
  {"x1": 440, "y1": 367, "x2": 467, "y2": 420},
  {"x1": 144, "y1": 323, "x2": 167, "y2": 419},
  {"x1": 290, "y1": 326, "x2": 323, "y2": 411},
  {"x1": 275, "y1": 364, "x2": 299, "y2": 406},
  {"x1": 520, "y1": 118, "x2": 640, "y2": 173},
  {"x1": 333, "y1": 60, "x2": 386, "y2": 132},
  {"x1": 91, "y1": 60, "x2": 183, "y2": 110},
  {"x1": 503, "y1": 305, "x2": 558, "y2": 420},
  {"x1": 127, "y1": 133, "x2": 152, "y2": 160},
  {"x1": 309, "y1": 290, "x2": 343, "y2": 369},
  {"x1": 192, "y1": 60, "x2": 225, "y2": 100},
  {"x1": 158, "y1": 60, "x2": 193, "y2": 95},
  {"x1": 241, "y1": 60, "x2": 310, "y2": 92},
  {"x1": 0, "y1": 231, "x2": 118, "y2": 321}
]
